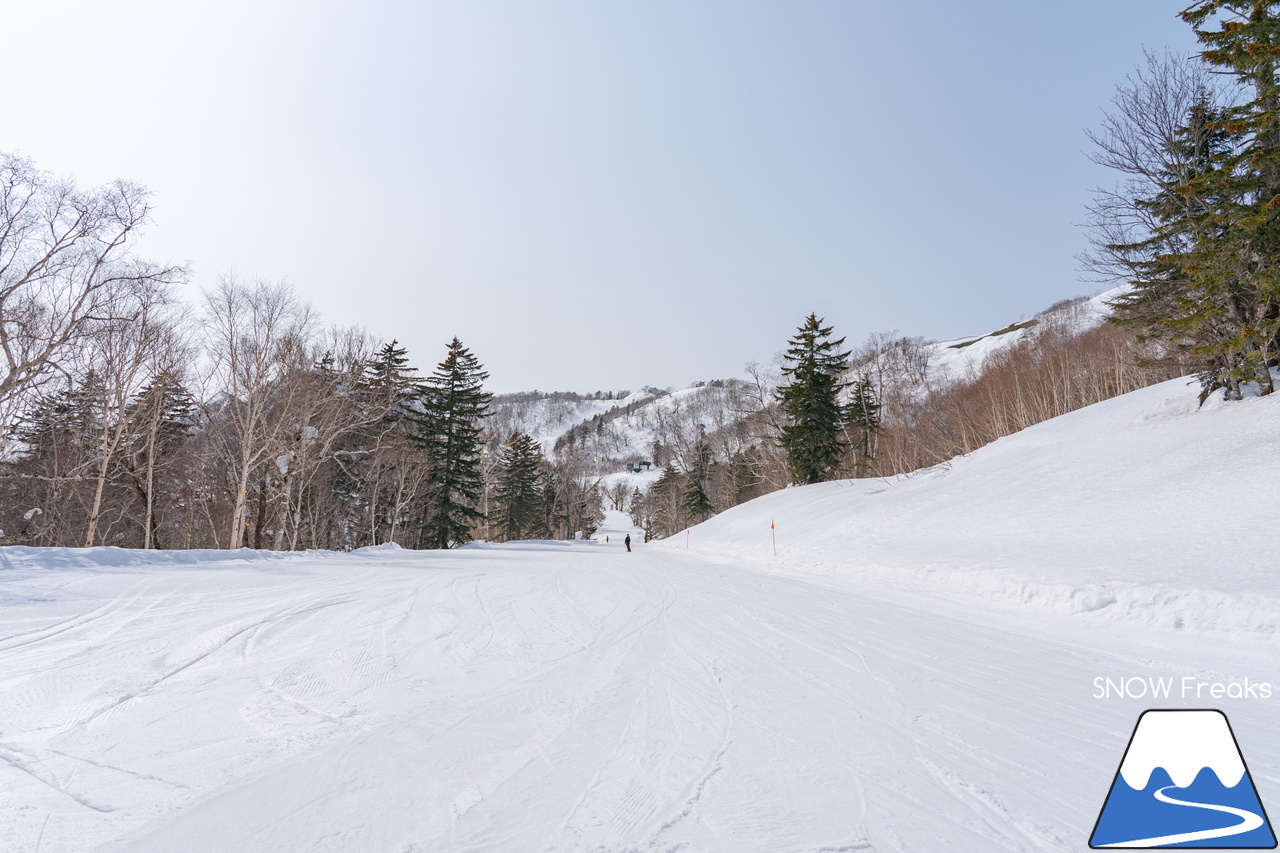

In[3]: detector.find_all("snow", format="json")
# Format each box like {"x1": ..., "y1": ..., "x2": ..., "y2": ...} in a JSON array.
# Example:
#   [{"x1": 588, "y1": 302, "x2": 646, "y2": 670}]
[
  {"x1": 670, "y1": 371, "x2": 1280, "y2": 639},
  {"x1": 1, "y1": 373, "x2": 1278, "y2": 851},
  {"x1": 924, "y1": 286, "x2": 1126, "y2": 386},
  {"x1": 491, "y1": 391, "x2": 651, "y2": 452},
  {"x1": 592, "y1": 509, "x2": 644, "y2": 543},
  {"x1": 597, "y1": 464, "x2": 664, "y2": 495}
]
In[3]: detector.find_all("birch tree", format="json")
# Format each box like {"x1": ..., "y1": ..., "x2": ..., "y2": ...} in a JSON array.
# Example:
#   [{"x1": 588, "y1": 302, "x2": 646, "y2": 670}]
[
  {"x1": 0, "y1": 154, "x2": 186, "y2": 431},
  {"x1": 200, "y1": 276, "x2": 317, "y2": 549}
]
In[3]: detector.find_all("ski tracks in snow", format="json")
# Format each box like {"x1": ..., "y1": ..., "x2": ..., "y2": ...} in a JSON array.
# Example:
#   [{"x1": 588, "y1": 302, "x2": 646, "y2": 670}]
[{"x1": 2, "y1": 543, "x2": 1276, "y2": 852}]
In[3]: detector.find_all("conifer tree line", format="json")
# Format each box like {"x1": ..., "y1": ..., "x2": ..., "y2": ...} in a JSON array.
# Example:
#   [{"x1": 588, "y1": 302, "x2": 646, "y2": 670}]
[{"x1": 1086, "y1": 2, "x2": 1280, "y2": 401}]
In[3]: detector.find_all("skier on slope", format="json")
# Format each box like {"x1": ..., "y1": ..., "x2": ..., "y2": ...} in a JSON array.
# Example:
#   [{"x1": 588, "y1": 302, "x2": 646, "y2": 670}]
[{"x1": 624, "y1": 534, "x2": 631, "y2": 552}]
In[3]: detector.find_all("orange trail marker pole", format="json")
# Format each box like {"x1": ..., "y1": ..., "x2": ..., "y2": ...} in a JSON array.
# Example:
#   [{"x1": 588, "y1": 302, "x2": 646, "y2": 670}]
[{"x1": 771, "y1": 520, "x2": 776, "y2": 556}]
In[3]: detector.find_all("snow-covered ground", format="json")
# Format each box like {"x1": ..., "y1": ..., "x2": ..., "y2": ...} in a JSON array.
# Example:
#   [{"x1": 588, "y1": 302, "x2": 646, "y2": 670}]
[
  {"x1": 491, "y1": 391, "x2": 652, "y2": 453},
  {"x1": 673, "y1": 372, "x2": 1280, "y2": 638},
  {"x1": 2, "y1": 373, "x2": 1277, "y2": 852},
  {"x1": 924, "y1": 286, "x2": 1125, "y2": 386}
]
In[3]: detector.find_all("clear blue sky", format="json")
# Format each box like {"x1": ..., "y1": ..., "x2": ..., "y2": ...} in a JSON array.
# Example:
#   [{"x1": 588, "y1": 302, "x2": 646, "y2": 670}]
[{"x1": 1, "y1": 1, "x2": 1202, "y2": 392}]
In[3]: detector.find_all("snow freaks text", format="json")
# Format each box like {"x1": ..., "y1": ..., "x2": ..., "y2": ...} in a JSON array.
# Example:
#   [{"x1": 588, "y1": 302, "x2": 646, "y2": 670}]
[{"x1": 1093, "y1": 677, "x2": 1273, "y2": 700}]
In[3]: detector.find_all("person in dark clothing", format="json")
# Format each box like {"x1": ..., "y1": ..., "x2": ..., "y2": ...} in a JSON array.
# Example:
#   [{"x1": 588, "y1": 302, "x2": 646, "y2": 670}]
[{"x1": 624, "y1": 534, "x2": 631, "y2": 552}]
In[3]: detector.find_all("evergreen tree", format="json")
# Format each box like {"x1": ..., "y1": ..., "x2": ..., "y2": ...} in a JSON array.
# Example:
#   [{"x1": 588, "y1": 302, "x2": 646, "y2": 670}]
[
  {"x1": 627, "y1": 486, "x2": 646, "y2": 535},
  {"x1": 409, "y1": 337, "x2": 492, "y2": 548},
  {"x1": 364, "y1": 339, "x2": 422, "y2": 420},
  {"x1": 845, "y1": 373, "x2": 881, "y2": 477},
  {"x1": 494, "y1": 431, "x2": 545, "y2": 541},
  {"x1": 1108, "y1": 96, "x2": 1234, "y2": 376},
  {"x1": 121, "y1": 374, "x2": 199, "y2": 548},
  {"x1": 1112, "y1": 3, "x2": 1280, "y2": 400},
  {"x1": 537, "y1": 469, "x2": 562, "y2": 539},
  {"x1": 776, "y1": 314, "x2": 852, "y2": 484},
  {"x1": 650, "y1": 465, "x2": 684, "y2": 537},
  {"x1": 8, "y1": 374, "x2": 107, "y2": 544},
  {"x1": 13, "y1": 375, "x2": 102, "y2": 460},
  {"x1": 681, "y1": 435, "x2": 715, "y2": 522}
]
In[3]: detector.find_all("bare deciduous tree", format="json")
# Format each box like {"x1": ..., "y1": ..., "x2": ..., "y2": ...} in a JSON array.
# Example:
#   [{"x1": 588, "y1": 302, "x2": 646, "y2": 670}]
[
  {"x1": 200, "y1": 275, "x2": 318, "y2": 549},
  {"x1": 0, "y1": 154, "x2": 187, "y2": 431},
  {"x1": 1080, "y1": 48, "x2": 1226, "y2": 284},
  {"x1": 82, "y1": 280, "x2": 185, "y2": 546}
]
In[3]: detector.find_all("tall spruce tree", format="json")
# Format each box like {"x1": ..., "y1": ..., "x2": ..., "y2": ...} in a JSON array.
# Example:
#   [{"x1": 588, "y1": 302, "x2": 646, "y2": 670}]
[
  {"x1": 845, "y1": 373, "x2": 881, "y2": 477},
  {"x1": 494, "y1": 431, "x2": 545, "y2": 541},
  {"x1": 355, "y1": 341, "x2": 428, "y2": 547},
  {"x1": 776, "y1": 314, "x2": 851, "y2": 484},
  {"x1": 681, "y1": 434, "x2": 715, "y2": 522},
  {"x1": 1107, "y1": 95, "x2": 1236, "y2": 382},
  {"x1": 364, "y1": 340, "x2": 422, "y2": 420},
  {"x1": 1110, "y1": 2, "x2": 1280, "y2": 400},
  {"x1": 121, "y1": 375, "x2": 198, "y2": 549},
  {"x1": 410, "y1": 337, "x2": 492, "y2": 548},
  {"x1": 650, "y1": 465, "x2": 684, "y2": 536}
]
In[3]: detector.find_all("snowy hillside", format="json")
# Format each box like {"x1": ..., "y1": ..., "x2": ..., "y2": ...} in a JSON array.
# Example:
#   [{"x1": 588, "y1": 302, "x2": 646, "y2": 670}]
[
  {"x1": 493, "y1": 287, "x2": 1128, "y2": 485},
  {"x1": 493, "y1": 382, "x2": 752, "y2": 482},
  {"x1": 488, "y1": 390, "x2": 651, "y2": 451},
  {"x1": 924, "y1": 286, "x2": 1124, "y2": 386},
  {"x1": 2, "y1": 373, "x2": 1279, "y2": 851},
  {"x1": 668, "y1": 370, "x2": 1280, "y2": 638}
]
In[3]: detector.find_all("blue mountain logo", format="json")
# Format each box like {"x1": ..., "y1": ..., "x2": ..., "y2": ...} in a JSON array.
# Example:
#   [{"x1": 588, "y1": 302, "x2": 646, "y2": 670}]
[{"x1": 1090, "y1": 709, "x2": 1276, "y2": 848}]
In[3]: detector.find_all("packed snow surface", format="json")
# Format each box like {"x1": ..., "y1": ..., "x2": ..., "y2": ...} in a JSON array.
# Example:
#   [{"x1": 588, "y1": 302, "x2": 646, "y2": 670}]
[{"x1": 2, "y1": 375, "x2": 1278, "y2": 852}]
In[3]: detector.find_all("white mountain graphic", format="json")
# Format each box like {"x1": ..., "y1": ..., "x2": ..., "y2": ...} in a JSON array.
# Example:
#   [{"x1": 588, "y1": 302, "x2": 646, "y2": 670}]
[{"x1": 1119, "y1": 710, "x2": 1246, "y2": 790}]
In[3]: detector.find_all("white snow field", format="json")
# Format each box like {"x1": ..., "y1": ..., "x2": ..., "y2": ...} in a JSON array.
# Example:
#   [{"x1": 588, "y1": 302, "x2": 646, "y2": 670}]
[{"x1": 2, "y1": 376, "x2": 1279, "y2": 852}]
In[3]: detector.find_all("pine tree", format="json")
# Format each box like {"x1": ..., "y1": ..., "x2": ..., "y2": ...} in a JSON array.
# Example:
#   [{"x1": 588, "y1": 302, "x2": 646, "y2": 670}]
[
  {"x1": 1108, "y1": 95, "x2": 1236, "y2": 387},
  {"x1": 681, "y1": 435, "x2": 715, "y2": 522},
  {"x1": 364, "y1": 339, "x2": 422, "y2": 420},
  {"x1": 494, "y1": 431, "x2": 545, "y2": 541},
  {"x1": 409, "y1": 337, "x2": 492, "y2": 549},
  {"x1": 776, "y1": 314, "x2": 852, "y2": 484},
  {"x1": 845, "y1": 373, "x2": 881, "y2": 477},
  {"x1": 1115, "y1": 2, "x2": 1280, "y2": 399},
  {"x1": 121, "y1": 375, "x2": 198, "y2": 548},
  {"x1": 537, "y1": 469, "x2": 562, "y2": 539},
  {"x1": 353, "y1": 340, "x2": 430, "y2": 547},
  {"x1": 13, "y1": 376, "x2": 101, "y2": 460},
  {"x1": 9, "y1": 374, "x2": 106, "y2": 544},
  {"x1": 650, "y1": 465, "x2": 685, "y2": 537}
]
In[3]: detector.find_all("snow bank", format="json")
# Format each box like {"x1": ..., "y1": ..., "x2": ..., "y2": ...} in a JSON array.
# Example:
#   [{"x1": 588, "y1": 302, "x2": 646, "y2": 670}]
[
  {"x1": 0, "y1": 545, "x2": 307, "y2": 572},
  {"x1": 666, "y1": 373, "x2": 1280, "y2": 638}
]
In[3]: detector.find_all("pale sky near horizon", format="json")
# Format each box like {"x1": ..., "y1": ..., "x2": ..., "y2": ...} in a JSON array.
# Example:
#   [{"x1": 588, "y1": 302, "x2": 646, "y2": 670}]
[{"x1": 1, "y1": 2, "x2": 1202, "y2": 392}]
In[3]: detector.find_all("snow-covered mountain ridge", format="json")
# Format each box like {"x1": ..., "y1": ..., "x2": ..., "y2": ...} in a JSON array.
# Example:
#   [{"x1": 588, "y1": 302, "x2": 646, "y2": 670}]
[{"x1": 492, "y1": 288, "x2": 1126, "y2": 465}]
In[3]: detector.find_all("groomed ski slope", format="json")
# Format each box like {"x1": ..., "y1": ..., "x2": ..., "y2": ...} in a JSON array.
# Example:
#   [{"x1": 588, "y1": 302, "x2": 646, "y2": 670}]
[{"x1": 1, "y1": 376, "x2": 1277, "y2": 852}]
